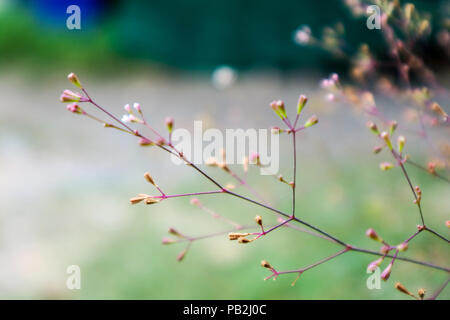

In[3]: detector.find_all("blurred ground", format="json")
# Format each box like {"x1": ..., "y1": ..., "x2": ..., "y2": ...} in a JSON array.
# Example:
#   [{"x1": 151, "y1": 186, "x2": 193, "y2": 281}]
[{"x1": 0, "y1": 69, "x2": 448, "y2": 299}]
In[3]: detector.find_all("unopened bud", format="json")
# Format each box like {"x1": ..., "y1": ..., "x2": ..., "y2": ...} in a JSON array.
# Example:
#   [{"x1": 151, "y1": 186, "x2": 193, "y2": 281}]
[
  {"x1": 238, "y1": 237, "x2": 252, "y2": 244},
  {"x1": 389, "y1": 121, "x2": 398, "y2": 135},
  {"x1": 145, "y1": 197, "x2": 160, "y2": 205},
  {"x1": 446, "y1": 220, "x2": 450, "y2": 229},
  {"x1": 67, "y1": 72, "x2": 82, "y2": 88},
  {"x1": 367, "y1": 257, "x2": 383, "y2": 272},
  {"x1": 367, "y1": 121, "x2": 379, "y2": 135},
  {"x1": 261, "y1": 260, "x2": 272, "y2": 269},
  {"x1": 270, "y1": 100, "x2": 287, "y2": 119},
  {"x1": 165, "y1": 117, "x2": 174, "y2": 133},
  {"x1": 373, "y1": 145, "x2": 383, "y2": 154},
  {"x1": 397, "y1": 242, "x2": 408, "y2": 252},
  {"x1": 176, "y1": 249, "x2": 187, "y2": 262},
  {"x1": 380, "y1": 131, "x2": 393, "y2": 150},
  {"x1": 297, "y1": 95, "x2": 308, "y2": 115},
  {"x1": 380, "y1": 162, "x2": 394, "y2": 171},
  {"x1": 161, "y1": 237, "x2": 176, "y2": 245},
  {"x1": 304, "y1": 115, "x2": 318, "y2": 128},
  {"x1": 397, "y1": 136, "x2": 406, "y2": 153},
  {"x1": 139, "y1": 137, "x2": 154, "y2": 146},
  {"x1": 430, "y1": 102, "x2": 448, "y2": 120},
  {"x1": 60, "y1": 89, "x2": 84, "y2": 103},
  {"x1": 168, "y1": 228, "x2": 183, "y2": 237},
  {"x1": 66, "y1": 103, "x2": 83, "y2": 114},
  {"x1": 380, "y1": 262, "x2": 393, "y2": 281},
  {"x1": 366, "y1": 228, "x2": 383, "y2": 242},
  {"x1": 255, "y1": 215, "x2": 263, "y2": 226}
]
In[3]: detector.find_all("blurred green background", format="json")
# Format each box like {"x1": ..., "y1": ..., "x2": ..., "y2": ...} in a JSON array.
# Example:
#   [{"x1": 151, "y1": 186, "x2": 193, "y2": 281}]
[{"x1": 0, "y1": 0, "x2": 448, "y2": 299}]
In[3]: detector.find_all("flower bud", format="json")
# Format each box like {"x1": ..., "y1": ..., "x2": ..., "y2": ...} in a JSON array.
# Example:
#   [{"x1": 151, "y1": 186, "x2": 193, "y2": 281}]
[
  {"x1": 139, "y1": 137, "x2": 154, "y2": 146},
  {"x1": 366, "y1": 121, "x2": 379, "y2": 135},
  {"x1": 366, "y1": 228, "x2": 383, "y2": 242},
  {"x1": 261, "y1": 260, "x2": 272, "y2": 269},
  {"x1": 389, "y1": 121, "x2": 398, "y2": 135},
  {"x1": 297, "y1": 95, "x2": 308, "y2": 115},
  {"x1": 373, "y1": 145, "x2": 383, "y2": 154},
  {"x1": 133, "y1": 102, "x2": 141, "y2": 112},
  {"x1": 168, "y1": 227, "x2": 184, "y2": 238},
  {"x1": 255, "y1": 215, "x2": 263, "y2": 226},
  {"x1": 397, "y1": 136, "x2": 406, "y2": 153},
  {"x1": 304, "y1": 115, "x2": 318, "y2": 128},
  {"x1": 396, "y1": 242, "x2": 408, "y2": 252},
  {"x1": 380, "y1": 262, "x2": 393, "y2": 281},
  {"x1": 67, "y1": 72, "x2": 82, "y2": 88},
  {"x1": 380, "y1": 131, "x2": 392, "y2": 150},
  {"x1": 66, "y1": 103, "x2": 83, "y2": 114},
  {"x1": 190, "y1": 198, "x2": 200, "y2": 206},
  {"x1": 145, "y1": 197, "x2": 160, "y2": 205},
  {"x1": 60, "y1": 89, "x2": 84, "y2": 103},
  {"x1": 379, "y1": 162, "x2": 394, "y2": 171},
  {"x1": 367, "y1": 257, "x2": 383, "y2": 272},
  {"x1": 162, "y1": 237, "x2": 176, "y2": 245},
  {"x1": 446, "y1": 220, "x2": 450, "y2": 229},
  {"x1": 124, "y1": 104, "x2": 132, "y2": 113},
  {"x1": 271, "y1": 126, "x2": 283, "y2": 134},
  {"x1": 270, "y1": 100, "x2": 287, "y2": 119},
  {"x1": 177, "y1": 249, "x2": 187, "y2": 262},
  {"x1": 430, "y1": 102, "x2": 448, "y2": 120},
  {"x1": 165, "y1": 117, "x2": 174, "y2": 133}
]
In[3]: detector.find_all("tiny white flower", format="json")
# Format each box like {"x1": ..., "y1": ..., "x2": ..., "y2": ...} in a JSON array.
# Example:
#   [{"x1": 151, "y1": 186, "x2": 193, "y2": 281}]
[
  {"x1": 133, "y1": 102, "x2": 141, "y2": 112},
  {"x1": 124, "y1": 104, "x2": 131, "y2": 113},
  {"x1": 121, "y1": 114, "x2": 130, "y2": 123}
]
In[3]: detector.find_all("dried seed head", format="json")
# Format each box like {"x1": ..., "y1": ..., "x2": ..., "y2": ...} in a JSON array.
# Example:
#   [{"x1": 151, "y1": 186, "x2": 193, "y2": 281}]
[
  {"x1": 417, "y1": 288, "x2": 426, "y2": 299},
  {"x1": 130, "y1": 195, "x2": 147, "y2": 205},
  {"x1": 304, "y1": 115, "x2": 319, "y2": 128},
  {"x1": 144, "y1": 172, "x2": 156, "y2": 186},
  {"x1": 367, "y1": 121, "x2": 379, "y2": 135},
  {"x1": 144, "y1": 197, "x2": 160, "y2": 205},
  {"x1": 238, "y1": 237, "x2": 252, "y2": 244},
  {"x1": 261, "y1": 260, "x2": 272, "y2": 269},
  {"x1": 255, "y1": 215, "x2": 263, "y2": 226},
  {"x1": 394, "y1": 282, "x2": 414, "y2": 297},
  {"x1": 67, "y1": 72, "x2": 82, "y2": 88},
  {"x1": 228, "y1": 232, "x2": 250, "y2": 240}
]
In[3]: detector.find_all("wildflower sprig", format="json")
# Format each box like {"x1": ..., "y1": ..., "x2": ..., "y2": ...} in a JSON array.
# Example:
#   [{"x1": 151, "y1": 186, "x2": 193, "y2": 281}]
[{"x1": 60, "y1": 72, "x2": 449, "y2": 298}]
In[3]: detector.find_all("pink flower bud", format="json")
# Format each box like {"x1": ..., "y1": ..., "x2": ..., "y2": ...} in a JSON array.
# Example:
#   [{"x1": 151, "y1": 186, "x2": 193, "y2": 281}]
[
  {"x1": 397, "y1": 242, "x2": 408, "y2": 252},
  {"x1": 379, "y1": 162, "x2": 394, "y2": 171},
  {"x1": 380, "y1": 263, "x2": 393, "y2": 281},
  {"x1": 124, "y1": 104, "x2": 131, "y2": 113},
  {"x1": 367, "y1": 257, "x2": 383, "y2": 272},
  {"x1": 60, "y1": 90, "x2": 85, "y2": 103},
  {"x1": 270, "y1": 100, "x2": 286, "y2": 119},
  {"x1": 165, "y1": 117, "x2": 174, "y2": 133},
  {"x1": 66, "y1": 103, "x2": 82, "y2": 114},
  {"x1": 304, "y1": 115, "x2": 318, "y2": 128},
  {"x1": 161, "y1": 238, "x2": 176, "y2": 245},
  {"x1": 365, "y1": 228, "x2": 382, "y2": 242},
  {"x1": 67, "y1": 73, "x2": 82, "y2": 88},
  {"x1": 297, "y1": 95, "x2": 308, "y2": 114},
  {"x1": 133, "y1": 103, "x2": 141, "y2": 112}
]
